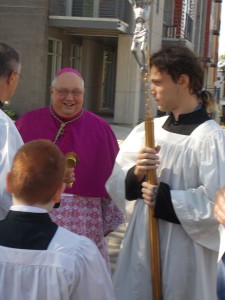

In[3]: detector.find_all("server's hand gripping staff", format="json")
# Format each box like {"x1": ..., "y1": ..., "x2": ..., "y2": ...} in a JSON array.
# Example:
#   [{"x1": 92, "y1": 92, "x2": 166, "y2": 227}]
[
  {"x1": 129, "y1": 1, "x2": 162, "y2": 299},
  {"x1": 65, "y1": 152, "x2": 79, "y2": 188}
]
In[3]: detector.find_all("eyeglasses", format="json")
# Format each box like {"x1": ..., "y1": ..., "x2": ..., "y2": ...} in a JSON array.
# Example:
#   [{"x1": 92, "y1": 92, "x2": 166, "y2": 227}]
[
  {"x1": 17, "y1": 73, "x2": 24, "y2": 79},
  {"x1": 54, "y1": 88, "x2": 84, "y2": 98}
]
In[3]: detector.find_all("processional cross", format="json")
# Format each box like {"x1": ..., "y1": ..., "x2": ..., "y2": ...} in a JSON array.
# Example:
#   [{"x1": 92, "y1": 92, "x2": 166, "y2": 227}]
[{"x1": 128, "y1": 1, "x2": 162, "y2": 299}]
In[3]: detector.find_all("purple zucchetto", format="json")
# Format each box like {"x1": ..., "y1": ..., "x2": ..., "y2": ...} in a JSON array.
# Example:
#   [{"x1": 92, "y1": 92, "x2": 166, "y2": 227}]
[{"x1": 55, "y1": 68, "x2": 82, "y2": 78}]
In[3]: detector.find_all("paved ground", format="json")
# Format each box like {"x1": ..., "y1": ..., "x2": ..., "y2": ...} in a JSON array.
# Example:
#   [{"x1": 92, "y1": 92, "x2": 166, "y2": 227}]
[
  {"x1": 107, "y1": 124, "x2": 133, "y2": 273},
  {"x1": 110, "y1": 124, "x2": 133, "y2": 145},
  {"x1": 108, "y1": 223, "x2": 127, "y2": 274},
  {"x1": 108, "y1": 201, "x2": 136, "y2": 274}
]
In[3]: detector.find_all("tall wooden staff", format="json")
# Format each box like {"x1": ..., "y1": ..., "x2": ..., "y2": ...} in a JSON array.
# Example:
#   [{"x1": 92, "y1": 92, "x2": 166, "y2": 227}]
[{"x1": 129, "y1": 1, "x2": 162, "y2": 299}]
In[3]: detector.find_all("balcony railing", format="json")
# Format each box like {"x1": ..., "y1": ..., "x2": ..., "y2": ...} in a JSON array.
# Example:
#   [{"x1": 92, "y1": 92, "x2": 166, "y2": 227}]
[
  {"x1": 213, "y1": 29, "x2": 220, "y2": 35},
  {"x1": 199, "y1": 57, "x2": 212, "y2": 63},
  {"x1": 163, "y1": 11, "x2": 193, "y2": 42},
  {"x1": 163, "y1": 24, "x2": 178, "y2": 39},
  {"x1": 163, "y1": 24, "x2": 192, "y2": 42},
  {"x1": 49, "y1": 0, "x2": 131, "y2": 24}
]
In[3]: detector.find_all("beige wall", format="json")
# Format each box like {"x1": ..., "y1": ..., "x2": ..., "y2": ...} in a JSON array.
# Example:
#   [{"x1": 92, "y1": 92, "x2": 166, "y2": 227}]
[
  {"x1": 0, "y1": 0, "x2": 49, "y2": 117},
  {"x1": 114, "y1": 34, "x2": 141, "y2": 126}
]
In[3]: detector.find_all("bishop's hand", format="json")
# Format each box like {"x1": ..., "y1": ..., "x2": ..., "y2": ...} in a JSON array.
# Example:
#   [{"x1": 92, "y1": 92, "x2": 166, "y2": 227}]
[
  {"x1": 65, "y1": 152, "x2": 79, "y2": 188},
  {"x1": 64, "y1": 167, "x2": 75, "y2": 188}
]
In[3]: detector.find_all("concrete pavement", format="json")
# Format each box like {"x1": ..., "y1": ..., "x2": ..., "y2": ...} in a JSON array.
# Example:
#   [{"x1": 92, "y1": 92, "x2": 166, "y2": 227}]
[
  {"x1": 108, "y1": 123, "x2": 133, "y2": 273},
  {"x1": 110, "y1": 124, "x2": 133, "y2": 145}
]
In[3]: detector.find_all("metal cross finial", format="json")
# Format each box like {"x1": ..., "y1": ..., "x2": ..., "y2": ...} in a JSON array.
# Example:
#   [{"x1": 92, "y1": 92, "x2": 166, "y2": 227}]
[{"x1": 129, "y1": 0, "x2": 153, "y2": 73}]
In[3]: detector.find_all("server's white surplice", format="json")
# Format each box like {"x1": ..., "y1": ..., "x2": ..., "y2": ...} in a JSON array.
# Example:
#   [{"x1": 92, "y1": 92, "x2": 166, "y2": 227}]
[
  {"x1": 0, "y1": 110, "x2": 23, "y2": 220},
  {"x1": 0, "y1": 226, "x2": 115, "y2": 300},
  {"x1": 106, "y1": 116, "x2": 225, "y2": 300}
]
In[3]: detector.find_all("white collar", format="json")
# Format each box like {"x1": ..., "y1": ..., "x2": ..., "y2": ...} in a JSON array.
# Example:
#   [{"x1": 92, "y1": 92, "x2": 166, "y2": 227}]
[{"x1": 10, "y1": 205, "x2": 48, "y2": 213}]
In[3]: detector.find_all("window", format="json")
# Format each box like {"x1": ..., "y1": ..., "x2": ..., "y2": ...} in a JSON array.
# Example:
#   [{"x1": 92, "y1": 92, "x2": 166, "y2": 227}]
[
  {"x1": 46, "y1": 39, "x2": 62, "y2": 104},
  {"x1": 72, "y1": 0, "x2": 94, "y2": 17},
  {"x1": 101, "y1": 50, "x2": 116, "y2": 110},
  {"x1": 70, "y1": 44, "x2": 82, "y2": 71}
]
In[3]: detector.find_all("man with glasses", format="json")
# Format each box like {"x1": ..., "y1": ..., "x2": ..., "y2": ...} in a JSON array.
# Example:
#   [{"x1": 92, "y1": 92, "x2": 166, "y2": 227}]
[
  {"x1": 15, "y1": 68, "x2": 124, "y2": 271},
  {"x1": 0, "y1": 42, "x2": 23, "y2": 221}
]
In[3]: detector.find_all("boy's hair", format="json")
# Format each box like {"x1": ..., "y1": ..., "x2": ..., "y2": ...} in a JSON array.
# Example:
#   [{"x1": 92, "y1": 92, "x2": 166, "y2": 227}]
[
  {"x1": 150, "y1": 45, "x2": 216, "y2": 113},
  {"x1": 9, "y1": 140, "x2": 66, "y2": 205},
  {"x1": 0, "y1": 43, "x2": 20, "y2": 80}
]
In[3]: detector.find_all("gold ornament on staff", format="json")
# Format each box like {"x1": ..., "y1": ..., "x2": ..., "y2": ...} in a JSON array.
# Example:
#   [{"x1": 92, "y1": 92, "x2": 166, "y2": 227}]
[
  {"x1": 129, "y1": 0, "x2": 162, "y2": 299},
  {"x1": 65, "y1": 152, "x2": 79, "y2": 188}
]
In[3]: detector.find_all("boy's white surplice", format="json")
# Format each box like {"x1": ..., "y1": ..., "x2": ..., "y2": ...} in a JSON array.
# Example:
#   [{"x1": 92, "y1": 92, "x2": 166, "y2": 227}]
[
  {"x1": 106, "y1": 116, "x2": 225, "y2": 300},
  {"x1": 0, "y1": 226, "x2": 115, "y2": 300}
]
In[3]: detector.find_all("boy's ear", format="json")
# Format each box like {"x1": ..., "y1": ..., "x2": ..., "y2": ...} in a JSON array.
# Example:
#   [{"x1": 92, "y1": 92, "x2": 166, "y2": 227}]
[
  {"x1": 6, "y1": 173, "x2": 12, "y2": 193},
  {"x1": 53, "y1": 183, "x2": 66, "y2": 203}
]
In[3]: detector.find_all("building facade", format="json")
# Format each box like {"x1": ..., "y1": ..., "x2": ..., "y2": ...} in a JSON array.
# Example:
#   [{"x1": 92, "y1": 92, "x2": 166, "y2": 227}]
[{"x1": 0, "y1": 0, "x2": 222, "y2": 125}]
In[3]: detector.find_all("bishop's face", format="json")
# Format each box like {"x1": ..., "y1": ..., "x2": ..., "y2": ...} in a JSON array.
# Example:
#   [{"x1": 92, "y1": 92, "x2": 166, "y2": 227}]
[{"x1": 51, "y1": 73, "x2": 84, "y2": 118}]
